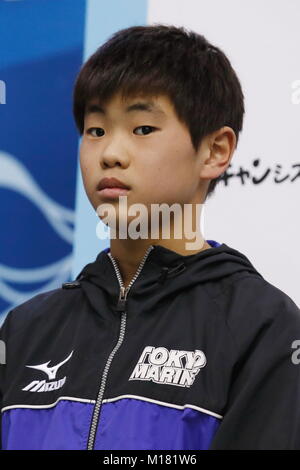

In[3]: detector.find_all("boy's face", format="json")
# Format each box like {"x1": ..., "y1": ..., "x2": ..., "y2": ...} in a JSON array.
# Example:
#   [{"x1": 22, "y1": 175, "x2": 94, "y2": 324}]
[{"x1": 80, "y1": 92, "x2": 211, "y2": 227}]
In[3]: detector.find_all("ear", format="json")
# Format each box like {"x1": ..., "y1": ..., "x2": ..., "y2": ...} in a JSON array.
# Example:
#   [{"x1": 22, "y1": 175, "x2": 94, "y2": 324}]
[{"x1": 199, "y1": 126, "x2": 237, "y2": 180}]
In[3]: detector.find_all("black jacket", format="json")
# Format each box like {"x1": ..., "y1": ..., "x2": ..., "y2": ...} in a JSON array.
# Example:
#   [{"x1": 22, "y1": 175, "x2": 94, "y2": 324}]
[{"x1": 1, "y1": 240, "x2": 300, "y2": 450}]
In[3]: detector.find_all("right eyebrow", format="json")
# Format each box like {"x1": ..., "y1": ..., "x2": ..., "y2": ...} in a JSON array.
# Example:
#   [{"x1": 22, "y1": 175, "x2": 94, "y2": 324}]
[
  {"x1": 85, "y1": 104, "x2": 104, "y2": 115},
  {"x1": 85, "y1": 101, "x2": 166, "y2": 117}
]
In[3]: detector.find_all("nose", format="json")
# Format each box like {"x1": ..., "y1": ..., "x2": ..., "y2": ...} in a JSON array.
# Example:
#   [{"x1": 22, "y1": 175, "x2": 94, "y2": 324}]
[{"x1": 100, "y1": 137, "x2": 130, "y2": 169}]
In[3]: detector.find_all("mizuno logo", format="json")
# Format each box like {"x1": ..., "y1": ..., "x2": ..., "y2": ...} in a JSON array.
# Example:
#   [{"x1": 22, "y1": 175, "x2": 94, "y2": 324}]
[
  {"x1": 22, "y1": 350, "x2": 73, "y2": 393},
  {"x1": 25, "y1": 350, "x2": 74, "y2": 380},
  {"x1": 129, "y1": 346, "x2": 206, "y2": 388},
  {"x1": 22, "y1": 377, "x2": 67, "y2": 393}
]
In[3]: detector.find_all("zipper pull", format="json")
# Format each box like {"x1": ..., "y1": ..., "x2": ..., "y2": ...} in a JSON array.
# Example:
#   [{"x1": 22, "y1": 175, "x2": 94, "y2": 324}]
[
  {"x1": 62, "y1": 281, "x2": 81, "y2": 289},
  {"x1": 116, "y1": 286, "x2": 128, "y2": 312}
]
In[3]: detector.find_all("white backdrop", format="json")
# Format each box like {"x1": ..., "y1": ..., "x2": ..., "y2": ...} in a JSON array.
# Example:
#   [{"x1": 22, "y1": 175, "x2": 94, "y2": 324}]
[{"x1": 147, "y1": 0, "x2": 300, "y2": 306}]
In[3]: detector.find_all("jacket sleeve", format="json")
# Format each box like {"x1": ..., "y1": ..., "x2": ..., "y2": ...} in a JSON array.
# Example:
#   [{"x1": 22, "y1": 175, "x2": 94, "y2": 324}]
[
  {"x1": 0, "y1": 322, "x2": 6, "y2": 450},
  {"x1": 209, "y1": 281, "x2": 300, "y2": 450},
  {"x1": 0, "y1": 355, "x2": 3, "y2": 451},
  {"x1": 0, "y1": 311, "x2": 12, "y2": 451}
]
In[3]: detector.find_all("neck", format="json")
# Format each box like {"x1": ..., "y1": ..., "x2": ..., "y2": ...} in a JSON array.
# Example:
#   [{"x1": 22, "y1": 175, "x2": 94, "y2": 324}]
[{"x1": 108, "y1": 210, "x2": 210, "y2": 287}]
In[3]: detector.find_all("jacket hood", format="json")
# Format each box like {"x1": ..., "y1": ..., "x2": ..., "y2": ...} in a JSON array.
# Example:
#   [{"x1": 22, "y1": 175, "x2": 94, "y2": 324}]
[{"x1": 73, "y1": 240, "x2": 264, "y2": 315}]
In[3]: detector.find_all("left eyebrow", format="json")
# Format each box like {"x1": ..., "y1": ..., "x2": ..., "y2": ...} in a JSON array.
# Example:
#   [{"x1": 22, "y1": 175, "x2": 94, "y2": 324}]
[{"x1": 85, "y1": 101, "x2": 166, "y2": 117}]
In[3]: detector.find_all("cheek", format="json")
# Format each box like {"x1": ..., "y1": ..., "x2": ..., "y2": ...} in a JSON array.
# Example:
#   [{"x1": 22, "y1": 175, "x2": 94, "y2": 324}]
[
  {"x1": 80, "y1": 145, "x2": 94, "y2": 175},
  {"x1": 79, "y1": 144, "x2": 86, "y2": 169},
  {"x1": 138, "y1": 166, "x2": 193, "y2": 206},
  {"x1": 146, "y1": 150, "x2": 194, "y2": 190},
  {"x1": 79, "y1": 156, "x2": 95, "y2": 195}
]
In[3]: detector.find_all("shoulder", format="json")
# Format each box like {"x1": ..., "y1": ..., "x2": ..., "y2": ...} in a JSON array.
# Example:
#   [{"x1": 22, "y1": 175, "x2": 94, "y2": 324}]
[
  {"x1": 231, "y1": 274, "x2": 299, "y2": 317},
  {"x1": 217, "y1": 271, "x2": 299, "y2": 319},
  {"x1": 217, "y1": 274, "x2": 300, "y2": 355},
  {"x1": 0, "y1": 285, "x2": 83, "y2": 338}
]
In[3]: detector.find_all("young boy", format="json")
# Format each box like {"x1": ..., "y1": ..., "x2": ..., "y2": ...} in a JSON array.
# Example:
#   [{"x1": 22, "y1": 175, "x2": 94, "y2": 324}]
[{"x1": 1, "y1": 24, "x2": 300, "y2": 450}]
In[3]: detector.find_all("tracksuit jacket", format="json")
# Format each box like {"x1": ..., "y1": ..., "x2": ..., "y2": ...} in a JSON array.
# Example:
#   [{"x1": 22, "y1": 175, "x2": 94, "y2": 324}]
[{"x1": 1, "y1": 239, "x2": 300, "y2": 450}]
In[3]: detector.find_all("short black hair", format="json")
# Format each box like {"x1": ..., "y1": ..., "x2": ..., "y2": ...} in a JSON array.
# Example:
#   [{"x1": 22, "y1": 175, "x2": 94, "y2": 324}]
[{"x1": 73, "y1": 24, "x2": 245, "y2": 200}]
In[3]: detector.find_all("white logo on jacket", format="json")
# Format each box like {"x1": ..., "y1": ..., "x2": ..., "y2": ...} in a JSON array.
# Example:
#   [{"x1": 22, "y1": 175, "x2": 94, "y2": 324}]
[
  {"x1": 129, "y1": 346, "x2": 206, "y2": 388},
  {"x1": 21, "y1": 351, "x2": 73, "y2": 393}
]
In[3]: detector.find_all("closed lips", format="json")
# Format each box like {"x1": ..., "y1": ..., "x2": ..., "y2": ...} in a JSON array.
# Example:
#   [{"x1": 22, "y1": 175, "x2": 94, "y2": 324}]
[{"x1": 97, "y1": 178, "x2": 130, "y2": 190}]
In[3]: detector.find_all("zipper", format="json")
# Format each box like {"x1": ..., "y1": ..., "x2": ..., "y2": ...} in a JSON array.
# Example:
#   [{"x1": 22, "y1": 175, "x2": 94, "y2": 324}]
[{"x1": 86, "y1": 244, "x2": 154, "y2": 450}]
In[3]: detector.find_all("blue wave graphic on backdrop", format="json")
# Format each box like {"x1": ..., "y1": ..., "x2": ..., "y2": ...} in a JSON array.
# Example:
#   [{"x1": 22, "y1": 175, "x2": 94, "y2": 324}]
[
  {"x1": 0, "y1": 151, "x2": 75, "y2": 325},
  {"x1": 0, "y1": 0, "x2": 86, "y2": 327}
]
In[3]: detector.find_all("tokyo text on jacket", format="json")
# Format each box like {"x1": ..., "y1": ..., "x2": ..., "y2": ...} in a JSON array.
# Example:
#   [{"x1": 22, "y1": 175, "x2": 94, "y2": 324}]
[{"x1": 1, "y1": 240, "x2": 300, "y2": 450}]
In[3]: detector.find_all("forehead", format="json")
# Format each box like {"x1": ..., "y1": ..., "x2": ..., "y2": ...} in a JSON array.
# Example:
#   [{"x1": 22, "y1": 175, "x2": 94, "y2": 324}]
[{"x1": 84, "y1": 93, "x2": 174, "y2": 118}]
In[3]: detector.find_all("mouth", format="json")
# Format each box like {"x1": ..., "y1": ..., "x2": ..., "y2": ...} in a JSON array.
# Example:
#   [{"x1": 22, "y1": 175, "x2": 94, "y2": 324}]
[
  {"x1": 97, "y1": 177, "x2": 131, "y2": 199},
  {"x1": 97, "y1": 187, "x2": 130, "y2": 199}
]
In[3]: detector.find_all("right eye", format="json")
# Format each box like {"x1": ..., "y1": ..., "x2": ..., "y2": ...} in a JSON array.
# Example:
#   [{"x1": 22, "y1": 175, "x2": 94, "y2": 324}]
[{"x1": 86, "y1": 127, "x2": 104, "y2": 137}]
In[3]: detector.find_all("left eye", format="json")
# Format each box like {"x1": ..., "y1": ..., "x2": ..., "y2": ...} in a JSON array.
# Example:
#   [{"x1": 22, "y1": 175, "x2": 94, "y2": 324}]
[{"x1": 134, "y1": 126, "x2": 156, "y2": 135}]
